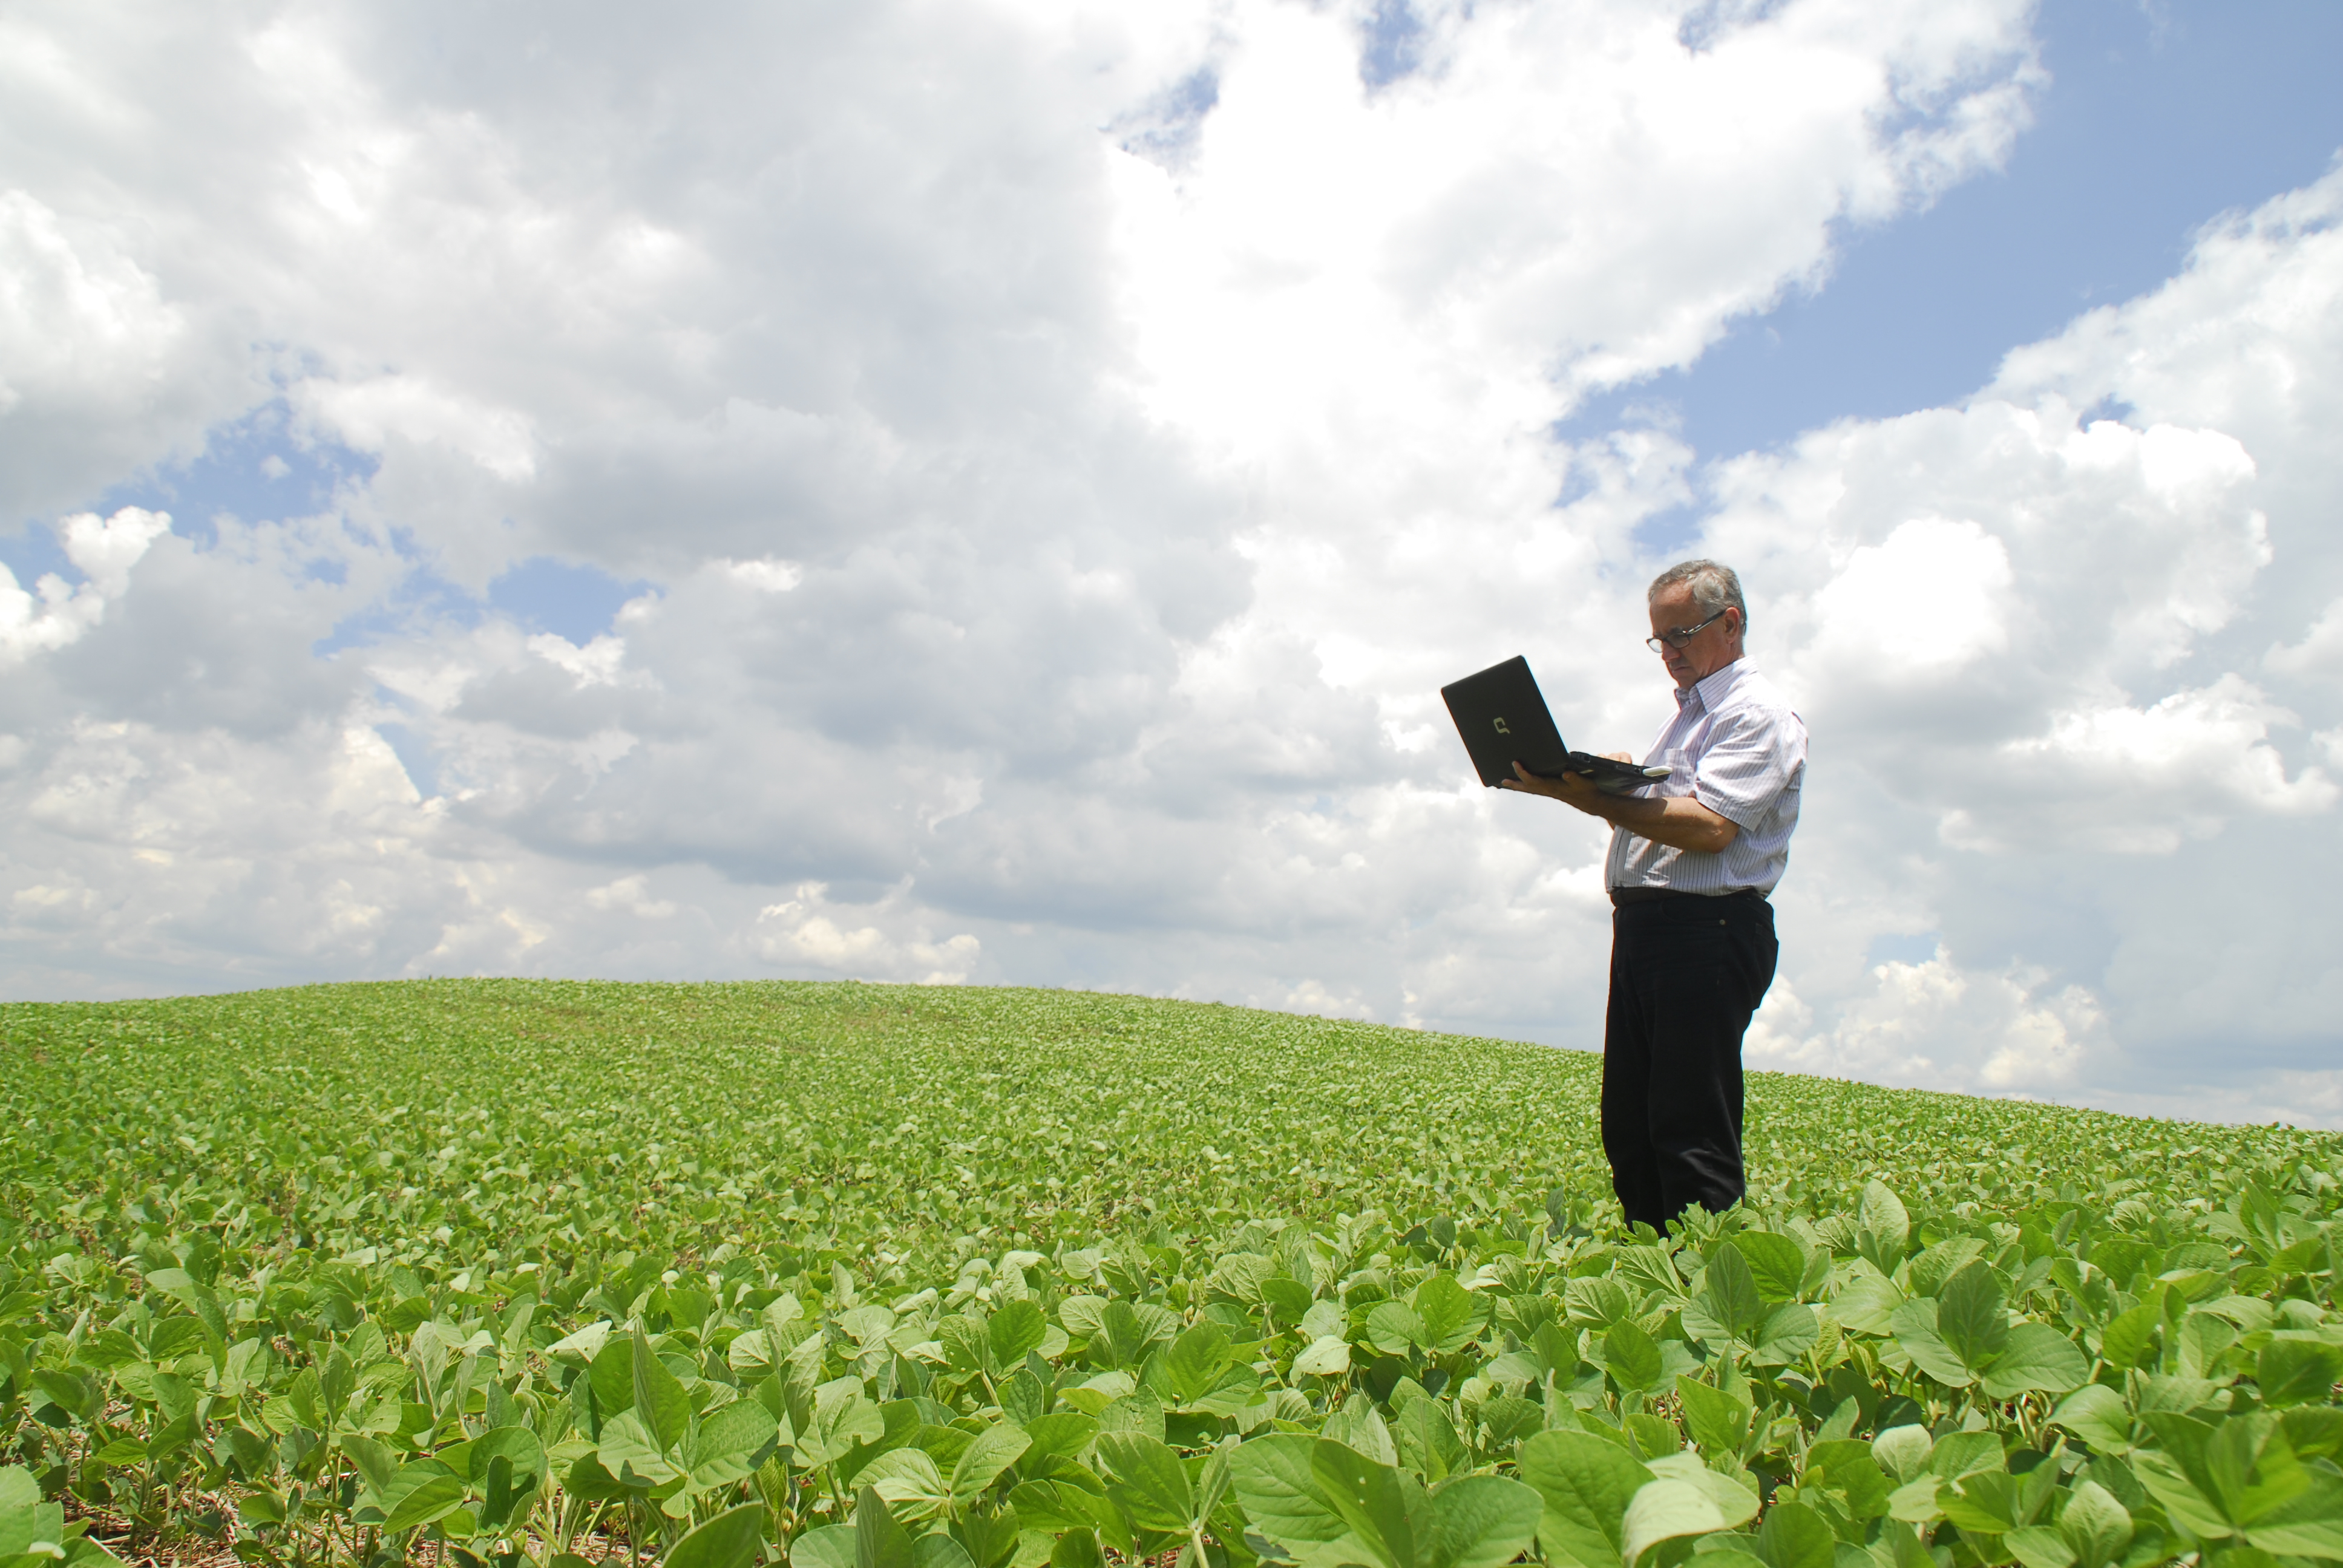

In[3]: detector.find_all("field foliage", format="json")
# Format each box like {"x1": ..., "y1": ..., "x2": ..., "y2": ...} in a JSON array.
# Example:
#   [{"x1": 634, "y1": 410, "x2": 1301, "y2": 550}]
[{"x1": 4, "y1": 980, "x2": 2341, "y2": 1568}]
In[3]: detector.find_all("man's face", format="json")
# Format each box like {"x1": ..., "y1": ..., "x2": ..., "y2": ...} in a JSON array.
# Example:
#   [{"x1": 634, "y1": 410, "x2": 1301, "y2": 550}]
[{"x1": 1648, "y1": 584, "x2": 1742, "y2": 687}]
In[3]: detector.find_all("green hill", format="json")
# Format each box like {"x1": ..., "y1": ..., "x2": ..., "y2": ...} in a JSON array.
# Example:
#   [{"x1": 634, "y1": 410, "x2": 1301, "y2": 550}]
[
  {"x1": 3, "y1": 980, "x2": 2339, "y2": 1568},
  {"x1": 3, "y1": 979, "x2": 2326, "y2": 1275}
]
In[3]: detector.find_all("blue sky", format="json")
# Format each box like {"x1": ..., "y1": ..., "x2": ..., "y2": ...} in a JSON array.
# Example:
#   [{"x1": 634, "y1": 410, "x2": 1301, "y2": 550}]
[
  {"x1": 1588, "y1": 0, "x2": 2343, "y2": 538},
  {"x1": 4, "y1": 0, "x2": 2341, "y2": 1125}
]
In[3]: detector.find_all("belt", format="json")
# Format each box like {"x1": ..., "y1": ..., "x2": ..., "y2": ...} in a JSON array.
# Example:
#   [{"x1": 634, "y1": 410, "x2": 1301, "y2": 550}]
[{"x1": 1609, "y1": 886, "x2": 1765, "y2": 907}]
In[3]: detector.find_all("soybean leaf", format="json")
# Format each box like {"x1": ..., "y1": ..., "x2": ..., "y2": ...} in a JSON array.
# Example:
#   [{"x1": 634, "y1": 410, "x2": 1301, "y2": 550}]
[
  {"x1": 1517, "y1": 1429, "x2": 1654, "y2": 1568},
  {"x1": 1751, "y1": 1304, "x2": 1818, "y2": 1368},
  {"x1": 2259, "y1": 1340, "x2": 2343, "y2": 1410},
  {"x1": 2057, "y1": 1481, "x2": 2134, "y2": 1568},
  {"x1": 379, "y1": 1466, "x2": 467, "y2": 1534},
  {"x1": 1368, "y1": 1302, "x2": 1427, "y2": 1357},
  {"x1": 1676, "y1": 1376, "x2": 1753, "y2": 1459},
  {"x1": 342, "y1": 1434, "x2": 399, "y2": 1500},
  {"x1": 1980, "y1": 1325, "x2": 2089, "y2": 1401},
  {"x1": 915, "y1": 1537, "x2": 977, "y2": 1568},
  {"x1": 689, "y1": 1398, "x2": 781, "y2": 1491},
  {"x1": 667, "y1": 1503, "x2": 767, "y2": 1568},
  {"x1": 1697, "y1": 1246, "x2": 1769, "y2": 1345},
  {"x1": 1860, "y1": 1183, "x2": 1910, "y2": 1255},
  {"x1": 1097, "y1": 1302, "x2": 1175, "y2": 1370},
  {"x1": 586, "y1": 1333, "x2": 635, "y2": 1419},
  {"x1": 1165, "y1": 1324, "x2": 1234, "y2": 1406},
  {"x1": 1832, "y1": 1275, "x2": 1903, "y2": 1336},
  {"x1": 936, "y1": 1316, "x2": 988, "y2": 1376},
  {"x1": 1395, "y1": 1397, "x2": 1468, "y2": 1484},
  {"x1": 2050, "y1": 1387, "x2": 2134, "y2": 1455},
  {"x1": 2282, "y1": 1409, "x2": 2343, "y2": 1464},
  {"x1": 989, "y1": 1302, "x2": 1048, "y2": 1371},
  {"x1": 467, "y1": 1424, "x2": 547, "y2": 1484},
  {"x1": 2249, "y1": 1483, "x2": 2343, "y2": 1560},
  {"x1": 1935, "y1": 1264, "x2": 2010, "y2": 1376},
  {"x1": 1564, "y1": 1278, "x2": 1633, "y2": 1329},
  {"x1": 1619, "y1": 1477, "x2": 1730, "y2": 1567},
  {"x1": 950, "y1": 1423, "x2": 1032, "y2": 1508},
  {"x1": 1325, "y1": 1400, "x2": 1400, "y2": 1469},
  {"x1": 793, "y1": 1524, "x2": 856, "y2": 1568},
  {"x1": 1021, "y1": 1413, "x2": 1098, "y2": 1462},
  {"x1": 1412, "y1": 1276, "x2": 1487, "y2": 1356},
  {"x1": 1729, "y1": 1233, "x2": 1809, "y2": 1304},
  {"x1": 1425, "y1": 1475, "x2": 1543, "y2": 1568},
  {"x1": 1928, "y1": 1432, "x2": 2006, "y2": 1482},
  {"x1": 632, "y1": 1330, "x2": 694, "y2": 1457},
  {"x1": 1096, "y1": 1432, "x2": 1193, "y2": 1532},
  {"x1": 2098, "y1": 1304, "x2": 2160, "y2": 1373},
  {"x1": 1646, "y1": 1455, "x2": 1759, "y2": 1530},
  {"x1": 598, "y1": 1411, "x2": 682, "y2": 1488},
  {"x1": 856, "y1": 1488, "x2": 919, "y2": 1568},
  {"x1": 1755, "y1": 1500, "x2": 1837, "y2": 1568},
  {"x1": 1311, "y1": 1439, "x2": 1422, "y2": 1568},
  {"x1": 861, "y1": 1449, "x2": 951, "y2": 1523},
  {"x1": 1887, "y1": 1300, "x2": 1974, "y2": 1389},
  {"x1": 1601, "y1": 1321, "x2": 1667, "y2": 1396},
  {"x1": 1230, "y1": 1433, "x2": 1351, "y2": 1548},
  {"x1": 1875, "y1": 1426, "x2": 1938, "y2": 1483},
  {"x1": 1049, "y1": 1531, "x2": 1104, "y2": 1568},
  {"x1": 2002, "y1": 1526, "x2": 2074, "y2": 1568},
  {"x1": 1293, "y1": 1336, "x2": 1352, "y2": 1379}
]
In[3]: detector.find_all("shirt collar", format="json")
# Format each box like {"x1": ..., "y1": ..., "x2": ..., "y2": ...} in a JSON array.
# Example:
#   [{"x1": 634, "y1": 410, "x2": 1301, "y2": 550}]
[{"x1": 1676, "y1": 655, "x2": 1752, "y2": 713}]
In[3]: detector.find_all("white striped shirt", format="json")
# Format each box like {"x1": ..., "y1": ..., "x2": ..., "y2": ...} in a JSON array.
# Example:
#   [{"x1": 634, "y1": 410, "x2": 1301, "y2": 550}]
[{"x1": 1605, "y1": 657, "x2": 1806, "y2": 896}]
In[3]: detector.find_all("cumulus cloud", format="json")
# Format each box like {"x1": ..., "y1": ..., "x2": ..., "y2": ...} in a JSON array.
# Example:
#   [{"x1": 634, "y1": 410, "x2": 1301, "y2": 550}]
[
  {"x1": 1, "y1": 0, "x2": 2338, "y2": 1124},
  {"x1": 0, "y1": 507, "x2": 169, "y2": 669},
  {"x1": 1749, "y1": 952, "x2": 2114, "y2": 1096},
  {"x1": 752, "y1": 881, "x2": 980, "y2": 985}
]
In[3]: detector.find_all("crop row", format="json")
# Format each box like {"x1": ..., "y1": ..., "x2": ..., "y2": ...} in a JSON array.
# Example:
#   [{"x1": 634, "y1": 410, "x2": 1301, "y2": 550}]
[{"x1": 7, "y1": 1165, "x2": 2342, "y2": 1568}]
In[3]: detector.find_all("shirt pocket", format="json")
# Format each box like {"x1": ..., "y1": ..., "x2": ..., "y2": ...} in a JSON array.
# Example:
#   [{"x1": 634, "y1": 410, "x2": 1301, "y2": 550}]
[{"x1": 1647, "y1": 745, "x2": 1696, "y2": 799}]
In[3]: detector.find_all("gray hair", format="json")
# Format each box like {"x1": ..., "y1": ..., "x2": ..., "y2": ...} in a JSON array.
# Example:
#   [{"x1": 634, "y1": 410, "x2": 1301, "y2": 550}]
[{"x1": 1648, "y1": 558, "x2": 1747, "y2": 633}]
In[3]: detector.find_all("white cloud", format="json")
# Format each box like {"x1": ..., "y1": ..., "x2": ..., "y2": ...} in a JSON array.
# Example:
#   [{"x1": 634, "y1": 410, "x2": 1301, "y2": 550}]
[
  {"x1": 298, "y1": 374, "x2": 537, "y2": 483},
  {"x1": 0, "y1": 192, "x2": 239, "y2": 514},
  {"x1": 1802, "y1": 517, "x2": 2013, "y2": 682},
  {"x1": 584, "y1": 875, "x2": 675, "y2": 920},
  {"x1": 1748, "y1": 952, "x2": 2114, "y2": 1097},
  {"x1": 727, "y1": 558, "x2": 804, "y2": 593},
  {"x1": 0, "y1": 507, "x2": 169, "y2": 670},
  {"x1": 525, "y1": 633, "x2": 640, "y2": 691},
  {"x1": 753, "y1": 881, "x2": 980, "y2": 985},
  {"x1": 2267, "y1": 596, "x2": 2343, "y2": 678}
]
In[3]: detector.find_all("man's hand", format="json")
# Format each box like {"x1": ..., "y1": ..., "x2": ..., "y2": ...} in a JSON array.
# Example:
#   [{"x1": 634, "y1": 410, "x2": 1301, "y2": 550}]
[
  {"x1": 1498, "y1": 760, "x2": 1608, "y2": 809},
  {"x1": 1496, "y1": 751, "x2": 1636, "y2": 805},
  {"x1": 1499, "y1": 759, "x2": 1740, "y2": 855}
]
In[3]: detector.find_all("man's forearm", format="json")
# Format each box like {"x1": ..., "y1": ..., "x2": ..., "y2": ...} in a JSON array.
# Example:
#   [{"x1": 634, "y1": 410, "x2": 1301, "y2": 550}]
[
  {"x1": 1499, "y1": 763, "x2": 1742, "y2": 854},
  {"x1": 1576, "y1": 788, "x2": 1740, "y2": 855}
]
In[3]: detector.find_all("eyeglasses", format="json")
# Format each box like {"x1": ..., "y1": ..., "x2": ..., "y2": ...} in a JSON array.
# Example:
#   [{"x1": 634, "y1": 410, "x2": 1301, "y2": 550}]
[{"x1": 1645, "y1": 609, "x2": 1728, "y2": 653}]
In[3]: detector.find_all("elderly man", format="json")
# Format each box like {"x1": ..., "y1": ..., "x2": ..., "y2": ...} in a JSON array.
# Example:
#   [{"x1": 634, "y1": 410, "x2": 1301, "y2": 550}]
[{"x1": 1502, "y1": 560, "x2": 1806, "y2": 1233}]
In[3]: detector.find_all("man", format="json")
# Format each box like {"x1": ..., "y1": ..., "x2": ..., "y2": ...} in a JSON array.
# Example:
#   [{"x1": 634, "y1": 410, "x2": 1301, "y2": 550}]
[{"x1": 1501, "y1": 560, "x2": 1805, "y2": 1233}]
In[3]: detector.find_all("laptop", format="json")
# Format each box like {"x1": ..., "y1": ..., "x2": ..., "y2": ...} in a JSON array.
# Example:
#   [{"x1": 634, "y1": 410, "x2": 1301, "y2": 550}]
[{"x1": 1441, "y1": 655, "x2": 1671, "y2": 792}]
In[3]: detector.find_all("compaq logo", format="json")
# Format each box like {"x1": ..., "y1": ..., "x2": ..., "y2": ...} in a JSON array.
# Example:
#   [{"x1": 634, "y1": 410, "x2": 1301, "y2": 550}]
[{"x1": 1492, "y1": 717, "x2": 1510, "y2": 734}]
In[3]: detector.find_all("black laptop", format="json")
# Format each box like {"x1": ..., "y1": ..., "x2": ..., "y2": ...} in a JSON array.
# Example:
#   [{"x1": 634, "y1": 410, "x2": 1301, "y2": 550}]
[{"x1": 1441, "y1": 656, "x2": 1671, "y2": 792}]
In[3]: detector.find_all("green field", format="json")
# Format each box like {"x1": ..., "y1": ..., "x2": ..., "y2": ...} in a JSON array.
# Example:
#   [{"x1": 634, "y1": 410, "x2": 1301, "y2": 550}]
[{"x1": 3, "y1": 980, "x2": 2341, "y2": 1568}]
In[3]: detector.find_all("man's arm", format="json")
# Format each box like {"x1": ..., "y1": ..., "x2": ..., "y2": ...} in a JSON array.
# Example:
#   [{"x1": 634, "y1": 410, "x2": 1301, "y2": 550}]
[{"x1": 1499, "y1": 761, "x2": 1740, "y2": 855}]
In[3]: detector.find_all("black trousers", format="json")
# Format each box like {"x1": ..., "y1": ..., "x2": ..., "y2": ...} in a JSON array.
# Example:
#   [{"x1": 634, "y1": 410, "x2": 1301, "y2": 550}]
[{"x1": 1602, "y1": 892, "x2": 1778, "y2": 1232}]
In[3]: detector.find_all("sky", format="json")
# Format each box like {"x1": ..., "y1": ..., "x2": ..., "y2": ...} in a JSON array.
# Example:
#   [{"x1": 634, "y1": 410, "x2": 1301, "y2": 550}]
[{"x1": 4, "y1": 0, "x2": 2341, "y2": 1127}]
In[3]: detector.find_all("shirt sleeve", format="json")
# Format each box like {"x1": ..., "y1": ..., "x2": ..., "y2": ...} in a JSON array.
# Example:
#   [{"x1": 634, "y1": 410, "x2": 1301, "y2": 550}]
[{"x1": 1692, "y1": 703, "x2": 1806, "y2": 831}]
